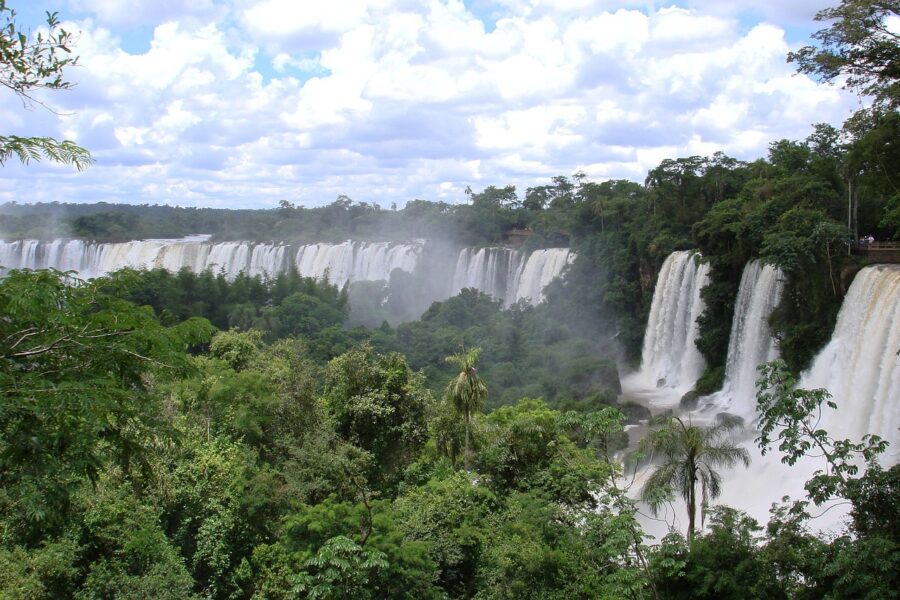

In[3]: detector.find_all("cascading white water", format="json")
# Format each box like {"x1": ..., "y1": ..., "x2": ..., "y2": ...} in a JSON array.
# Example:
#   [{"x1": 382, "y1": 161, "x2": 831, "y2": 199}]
[
  {"x1": 802, "y1": 265, "x2": 900, "y2": 449},
  {"x1": 1, "y1": 238, "x2": 571, "y2": 308},
  {"x1": 0, "y1": 238, "x2": 419, "y2": 284},
  {"x1": 628, "y1": 260, "x2": 897, "y2": 541},
  {"x1": 704, "y1": 260, "x2": 784, "y2": 417},
  {"x1": 712, "y1": 265, "x2": 900, "y2": 535},
  {"x1": 450, "y1": 247, "x2": 515, "y2": 301},
  {"x1": 293, "y1": 241, "x2": 420, "y2": 288},
  {"x1": 448, "y1": 247, "x2": 572, "y2": 306},
  {"x1": 511, "y1": 248, "x2": 573, "y2": 304},
  {"x1": 629, "y1": 251, "x2": 710, "y2": 393}
]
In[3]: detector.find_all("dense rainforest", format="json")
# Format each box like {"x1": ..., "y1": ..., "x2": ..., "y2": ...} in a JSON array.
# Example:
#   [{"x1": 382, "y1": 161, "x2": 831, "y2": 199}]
[{"x1": 2, "y1": 0, "x2": 900, "y2": 598}]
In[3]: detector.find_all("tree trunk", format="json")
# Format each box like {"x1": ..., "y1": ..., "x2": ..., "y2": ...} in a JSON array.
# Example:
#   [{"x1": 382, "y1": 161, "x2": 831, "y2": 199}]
[
  {"x1": 826, "y1": 245, "x2": 837, "y2": 296},
  {"x1": 464, "y1": 410, "x2": 471, "y2": 471},
  {"x1": 687, "y1": 473, "x2": 697, "y2": 545}
]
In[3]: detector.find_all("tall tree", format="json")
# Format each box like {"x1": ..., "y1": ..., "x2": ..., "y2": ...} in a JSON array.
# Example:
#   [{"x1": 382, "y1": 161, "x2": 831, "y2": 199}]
[
  {"x1": 444, "y1": 347, "x2": 487, "y2": 471},
  {"x1": 788, "y1": 1, "x2": 900, "y2": 242},
  {"x1": 0, "y1": 1, "x2": 92, "y2": 169},
  {"x1": 639, "y1": 417, "x2": 750, "y2": 544},
  {"x1": 787, "y1": 0, "x2": 900, "y2": 109},
  {"x1": 323, "y1": 346, "x2": 430, "y2": 485}
]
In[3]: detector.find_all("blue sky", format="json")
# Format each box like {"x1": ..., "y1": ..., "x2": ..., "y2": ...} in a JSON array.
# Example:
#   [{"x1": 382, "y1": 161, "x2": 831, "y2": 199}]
[{"x1": 1, "y1": 0, "x2": 862, "y2": 209}]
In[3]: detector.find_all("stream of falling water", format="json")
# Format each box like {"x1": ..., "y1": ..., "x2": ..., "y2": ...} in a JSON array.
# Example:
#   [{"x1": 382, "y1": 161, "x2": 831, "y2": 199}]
[
  {"x1": 0, "y1": 237, "x2": 573, "y2": 309},
  {"x1": 623, "y1": 257, "x2": 899, "y2": 540},
  {"x1": 620, "y1": 251, "x2": 709, "y2": 410},
  {"x1": 694, "y1": 260, "x2": 784, "y2": 419}
]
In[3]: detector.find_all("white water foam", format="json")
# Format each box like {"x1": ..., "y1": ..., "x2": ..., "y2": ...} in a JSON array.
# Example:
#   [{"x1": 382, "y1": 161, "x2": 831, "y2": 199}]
[
  {"x1": 1, "y1": 238, "x2": 572, "y2": 308},
  {"x1": 699, "y1": 260, "x2": 784, "y2": 419},
  {"x1": 622, "y1": 251, "x2": 710, "y2": 406}
]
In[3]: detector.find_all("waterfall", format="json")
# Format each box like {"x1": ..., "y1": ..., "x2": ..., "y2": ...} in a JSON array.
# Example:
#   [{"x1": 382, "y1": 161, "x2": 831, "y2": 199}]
[
  {"x1": 511, "y1": 248, "x2": 573, "y2": 304},
  {"x1": 710, "y1": 265, "x2": 899, "y2": 536},
  {"x1": 0, "y1": 240, "x2": 41, "y2": 272},
  {"x1": 0, "y1": 238, "x2": 419, "y2": 284},
  {"x1": 449, "y1": 247, "x2": 517, "y2": 301},
  {"x1": 632, "y1": 251, "x2": 710, "y2": 392},
  {"x1": 448, "y1": 247, "x2": 571, "y2": 306},
  {"x1": 707, "y1": 260, "x2": 784, "y2": 417},
  {"x1": 0, "y1": 238, "x2": 294, "y2": 280},
  {"x1": 293, "y1": 241, "x2": 421, "y2": 288},
  {"x1": 627, "y1": 260, "x2": 895, "y2": 540},
  {"x1": 802, "y1": 265, "x2": 900, "y2": 448},
  {"x1": 0, "y1": 238, "x2": 572, "y2": 309}
]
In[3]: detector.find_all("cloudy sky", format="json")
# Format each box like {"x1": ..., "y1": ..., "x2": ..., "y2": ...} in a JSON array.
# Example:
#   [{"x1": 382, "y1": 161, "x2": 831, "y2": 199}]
[{"x1": 0, "y1": 0, "x2": 864, "y2": 209}]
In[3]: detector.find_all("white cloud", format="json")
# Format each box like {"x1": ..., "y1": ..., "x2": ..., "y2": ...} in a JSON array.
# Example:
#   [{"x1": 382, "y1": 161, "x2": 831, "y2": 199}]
[
  {"x1": 473, "y1": 105, "x2": 587, "y2": 152},
  {"x1": 241, "y1": 0, "x2": 369, "y2": 39},
  {"x1": 0, "y1": 0, "x2": 861, "y2": 210},
  {"x1": 650, "y1": 7, "x2": 734, "y2": 47},
  {"x1": 686, "y1": 0, "x2": 823, "y2": 26},
  {"x1": 68, "y1": 0, "x2": 222, "y2": 28}
]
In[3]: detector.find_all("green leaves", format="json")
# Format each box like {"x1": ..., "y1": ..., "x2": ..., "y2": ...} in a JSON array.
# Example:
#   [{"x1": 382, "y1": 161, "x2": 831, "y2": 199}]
[
  {"x1": 210, "y1": 329, "x2": 263, "y2": 372},
  {"x1": 323, "y1": 346, "x2": 431, "y2": 485},
  {"x1": 291, "y1": 536, "x2": 390, "y2": 600},
  {"x1": 0, "y1": 135, "x2": 93, "y2": 170},
  {"x1": 0, "y1": 269, "x2": 213, "y2": 537},
  {"x1": 0, "y1": 2, "x2": 78, "y2": 100},
  {"x1": 755, "y1": 360, "x2": 888, "y2": 506},
  {"x1": 0, "y1": 2, "x2": 92, "y2": 170},
  {"x1": 444, "y1": 347, "x2": 488, "y2": 470},
  {"x1": 637, "y1": 416, "x2": 750, "y2": 543},
  {"x1": 444, "y1": 347, "x2": 488, "y2": 419},
  {"x1": 788, "y1": 0, "x2": 900, "y2": 109}
]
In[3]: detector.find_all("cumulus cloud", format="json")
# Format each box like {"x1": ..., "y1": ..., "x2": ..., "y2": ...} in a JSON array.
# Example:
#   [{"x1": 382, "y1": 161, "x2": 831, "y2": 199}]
[
  {"x1": 68, "y1": 0, "x2": 223, "y2": 28},
  {"x1": 686, "y1": 0, "x2": 824, "y2": 26},
  {"x1": 0, "y1": 0, "x2": 859, "y2": 209}
]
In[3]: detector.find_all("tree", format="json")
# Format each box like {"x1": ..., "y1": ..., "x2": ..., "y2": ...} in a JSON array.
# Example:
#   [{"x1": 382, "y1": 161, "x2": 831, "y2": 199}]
[
  {"x1": 788, "y1": 1, "x2": 900, "y2": 243},
  {"x1": 476, "y1": 399, "x2": 606, "y2": 506},
  {"x1": 209, "y1": 328, "x2": 262, "y2": 372},
  {"x1": 393, "y1": 472, "x2": 498, "y2": 597},
  {"x1": 322, "y1": 346, "x2": 430, "y2": 484},
  {"x1": 754, "y1": 360, "x2": 888, "y2": 507},
  {"x1": 444, "y1": 347, "x2": 488, "y2": 471},
  {"x1": 0, "y1": 1, "x2": 92, "y2": 169},
  {"x1": 290, "y1": 536, "x2": 390, "y2": 600},
  {"x1": 256, "y1": 499, "x2": 440, "y2": 599},
  {"x1": 755, "y1": 361, "x2": 899, "y2": 598},
  {"x1": 0, "y1": 269, "x2": 214, "y2": 539},
  {"x1": 788, "y1": 0, "x2": 900, "y2": 109},
  {"x1": 638, "y1": 416, "x2": 750, "y2": 544}
]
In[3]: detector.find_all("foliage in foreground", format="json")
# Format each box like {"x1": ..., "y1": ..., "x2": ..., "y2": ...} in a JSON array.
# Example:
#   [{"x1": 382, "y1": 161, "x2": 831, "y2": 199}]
[
  {"x1": 1, "y1": 268, "x2": 895, "y2": 599},
  {"x1": 0, "y1": 270, "x2": 656, "y2": 598}
]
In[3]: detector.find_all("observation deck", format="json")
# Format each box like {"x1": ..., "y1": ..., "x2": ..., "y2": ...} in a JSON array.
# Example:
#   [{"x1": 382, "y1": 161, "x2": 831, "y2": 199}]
[
  {"x1": 855, "y1": 242, "x2": 900, "y2": 263},
  {"x1": 503, "y1": 228, "x2": 533, "y2": 246}
]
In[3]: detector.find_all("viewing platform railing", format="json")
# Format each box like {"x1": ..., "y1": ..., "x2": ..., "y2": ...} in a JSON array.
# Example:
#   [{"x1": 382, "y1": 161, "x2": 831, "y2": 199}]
[{"x1": 853, "y1": 241, "x2": 900, "y2": 263}]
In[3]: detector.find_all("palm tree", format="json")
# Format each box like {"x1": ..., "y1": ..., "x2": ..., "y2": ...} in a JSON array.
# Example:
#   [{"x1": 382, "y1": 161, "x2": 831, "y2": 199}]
[
  {"x1": 444, "y1": 347, "x2": 488, "y2": 471},
  {"x1": 638, "y1": 416, "x2": 750, "y2": 544}
]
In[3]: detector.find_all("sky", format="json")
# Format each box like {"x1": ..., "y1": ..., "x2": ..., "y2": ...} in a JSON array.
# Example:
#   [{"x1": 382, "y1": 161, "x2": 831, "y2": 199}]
[{"x1": 0, "y1": 0, "x2": 865, "y2": 209}]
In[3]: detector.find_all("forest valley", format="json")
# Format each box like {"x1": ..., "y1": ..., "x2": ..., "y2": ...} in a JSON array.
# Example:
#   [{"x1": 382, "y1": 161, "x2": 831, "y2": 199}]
[{"x1": 1, "y1": 0, "x2": 899, "y2": 598}]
